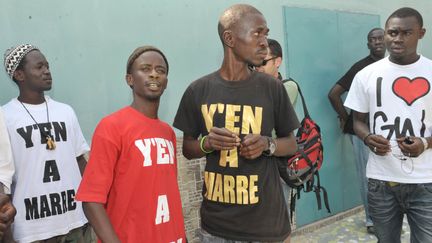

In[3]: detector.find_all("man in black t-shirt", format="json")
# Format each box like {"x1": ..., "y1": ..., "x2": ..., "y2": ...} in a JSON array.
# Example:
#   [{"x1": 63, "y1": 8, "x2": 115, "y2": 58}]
[
  {"x1": 174, "y1": 4, "x2": 299, "y2": 243},
  {"x1": 327, "y1": 27, "x2": 385, "y2": 234}
]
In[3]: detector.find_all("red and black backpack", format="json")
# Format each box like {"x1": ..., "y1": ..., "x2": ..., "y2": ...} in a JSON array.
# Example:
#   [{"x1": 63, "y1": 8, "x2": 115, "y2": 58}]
[{"x1": 281, "y1": 79, "x2": 330, "y2": 220}]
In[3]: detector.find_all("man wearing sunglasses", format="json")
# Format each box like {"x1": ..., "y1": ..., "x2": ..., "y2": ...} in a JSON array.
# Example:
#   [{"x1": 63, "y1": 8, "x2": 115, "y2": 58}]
[
  {"x1": 256, "y1": 39, "x2": 282, "y2": 80},
  {"x1": 256, "y1": 39, "x2": 298, "y2": 105},
  {"x1": 256, "y1": 39, "x2": 298, "y2": 236}
]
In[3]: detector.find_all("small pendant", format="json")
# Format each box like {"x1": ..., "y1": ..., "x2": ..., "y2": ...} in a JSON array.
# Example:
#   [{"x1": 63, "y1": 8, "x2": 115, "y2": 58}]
[{"x1": 46, "y1": 135, "x2": 56, "y2": 150}]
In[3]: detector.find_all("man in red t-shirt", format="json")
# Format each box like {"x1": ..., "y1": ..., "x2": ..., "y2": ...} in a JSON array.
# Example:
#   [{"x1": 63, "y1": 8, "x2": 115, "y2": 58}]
[{"x1": 76, "y1": 46, "x2": 186, "y2": 243}]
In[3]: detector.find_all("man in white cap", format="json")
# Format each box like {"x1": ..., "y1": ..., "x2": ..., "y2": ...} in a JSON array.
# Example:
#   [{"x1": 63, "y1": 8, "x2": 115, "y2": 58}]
[{"x1": 3, "y1": 44, "x2": 90, "y2": 242}]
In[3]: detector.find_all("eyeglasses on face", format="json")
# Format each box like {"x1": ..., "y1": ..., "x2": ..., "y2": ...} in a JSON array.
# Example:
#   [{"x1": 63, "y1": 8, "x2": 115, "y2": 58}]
[{"x1": 262, "y1": 56, "x2": 278, "y2": 66}]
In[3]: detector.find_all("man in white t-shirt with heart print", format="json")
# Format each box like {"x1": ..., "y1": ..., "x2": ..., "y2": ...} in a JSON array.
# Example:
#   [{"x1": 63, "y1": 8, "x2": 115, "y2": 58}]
[{"x1": 345, "y1": 7, "x2": 432, "y2": 243}]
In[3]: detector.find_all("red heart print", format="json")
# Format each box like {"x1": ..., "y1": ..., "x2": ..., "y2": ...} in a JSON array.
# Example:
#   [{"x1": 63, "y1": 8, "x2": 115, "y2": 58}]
[{"x1": 392, "y1": 77, "x2": 430, "y2": 105}]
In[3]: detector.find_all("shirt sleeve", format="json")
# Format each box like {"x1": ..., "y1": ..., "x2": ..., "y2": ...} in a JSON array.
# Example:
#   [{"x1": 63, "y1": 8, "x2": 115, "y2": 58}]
[
  {"x1": 173, "y1": 86, "x2": 202, "y2": 138},
  {"x1": 284, "y1": 81, "x2": 299, "y2": 106},
  {"x1": 171, "y1": 129, "x2": 178, "y2": 174},
  {"x1": 69, "y1": 107, "x2": 90, "y2": 157},
  {"x1": 275, "y1": 81, "x2": 300, "y2": 137},
  {"x1": 344, "y1": 71, "x2": 369, "y2": 113},
  {"x1": 337, "y1": 57, "x2": 371, "y2": 91},
  {"x1": 336, "y1": 67, "x2": 357, "y2": 91},
  {"x1": 76, "y1": 118, "x2": 120, "y2": 203},
  {"x1": 0, "y1": 108, "x2": 14, "y2": 194}
]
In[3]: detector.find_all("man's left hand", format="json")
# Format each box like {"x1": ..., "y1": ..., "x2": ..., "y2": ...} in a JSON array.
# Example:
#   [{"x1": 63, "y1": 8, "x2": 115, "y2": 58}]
[
  {"x1": 0, "y1": 194, "x2": 16, "y2": 239},
  {"x1": 397, "y1": 137, "x2": 425, "y2": 157},
  {"x1": 239, "y1": 134, "x2": 267, "y2": 159}
]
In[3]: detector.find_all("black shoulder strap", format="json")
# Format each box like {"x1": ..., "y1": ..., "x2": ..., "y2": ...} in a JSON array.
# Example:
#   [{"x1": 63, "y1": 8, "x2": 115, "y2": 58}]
[{"x1": 282, "y1": 78, "x2": 310, "y2": 118}]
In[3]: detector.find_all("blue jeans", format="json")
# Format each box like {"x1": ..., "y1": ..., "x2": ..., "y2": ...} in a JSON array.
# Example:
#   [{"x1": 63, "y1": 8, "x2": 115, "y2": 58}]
[
  {"x1": 199, "y1": 229, "x2": 287, "y2": 243},
  {"x1": 368, "y1": 179, "x2": 432, "y2": 243},
  {"x1": 350, "y1": 135, "x2": 372, "y2": 226}
]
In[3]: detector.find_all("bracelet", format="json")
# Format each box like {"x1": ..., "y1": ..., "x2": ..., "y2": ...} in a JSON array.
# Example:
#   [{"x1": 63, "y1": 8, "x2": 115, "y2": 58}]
[
  {"x1": 200, "y1": 135, "x2": 214, "y2": 154},
  {"x1": 0, "y1": 182, "x2": 10, "y2": 194},
  {"x1": 420, "y1": 137, "x2": 428, "y2": 152},
  {"x1": 363, "y1": 133, "x2": 373, "y2": 145}
]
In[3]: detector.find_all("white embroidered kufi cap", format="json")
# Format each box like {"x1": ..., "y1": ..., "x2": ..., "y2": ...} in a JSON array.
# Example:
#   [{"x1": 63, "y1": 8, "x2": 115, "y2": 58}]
[{"x1": 4, "y1": 44, "x2": 39, "y2": 79}]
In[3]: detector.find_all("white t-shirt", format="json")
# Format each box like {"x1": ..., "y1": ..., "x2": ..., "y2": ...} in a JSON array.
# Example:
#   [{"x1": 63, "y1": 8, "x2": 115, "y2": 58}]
[
  {"x1": 2, "y1": 96, "x2": 89, "y2": 242},
  {"x1": 0, "y1": 107, "x2": 14, "y2": 193},
  {"x1": 345, "y1": 56, "x2": 432, "y2": 183}
]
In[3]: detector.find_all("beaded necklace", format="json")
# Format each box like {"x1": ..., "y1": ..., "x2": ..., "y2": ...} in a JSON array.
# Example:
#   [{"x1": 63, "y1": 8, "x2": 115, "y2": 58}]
[{"x1": 19, "y1": 99, "x2": 56, "y2": 150}]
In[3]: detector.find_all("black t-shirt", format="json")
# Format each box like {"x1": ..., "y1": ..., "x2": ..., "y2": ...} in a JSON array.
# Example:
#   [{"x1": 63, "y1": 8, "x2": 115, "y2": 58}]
[
  {"x1": 337, "y1": 55, "x2": 376, "y2": 134},
  {"x1": 174, "y1": 71, "x2": 300, "y2": 241}
]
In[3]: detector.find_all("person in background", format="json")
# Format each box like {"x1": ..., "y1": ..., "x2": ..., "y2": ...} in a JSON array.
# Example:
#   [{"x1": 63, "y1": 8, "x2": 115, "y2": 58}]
[
  {"x1": 256, "y1": 38, "x2": 298, "y2": 105},
  {"x1": 256, "y1": 38, "x2": 298, "y2": 239},
  {"x1": 328, "y1": 27, "x2": 385, "y2": 234}
]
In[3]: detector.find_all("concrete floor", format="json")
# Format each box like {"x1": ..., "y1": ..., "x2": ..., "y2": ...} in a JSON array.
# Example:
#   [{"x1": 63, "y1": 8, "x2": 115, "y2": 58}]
[{"x1": 291, "y1": 208, "x2": 411, "y2": 243}]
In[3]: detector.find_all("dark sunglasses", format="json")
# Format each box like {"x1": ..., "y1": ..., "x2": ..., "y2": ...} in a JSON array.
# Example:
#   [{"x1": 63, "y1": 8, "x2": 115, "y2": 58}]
[{"x1": 262, "y1": 56, "x2": 278, "y2": 66}]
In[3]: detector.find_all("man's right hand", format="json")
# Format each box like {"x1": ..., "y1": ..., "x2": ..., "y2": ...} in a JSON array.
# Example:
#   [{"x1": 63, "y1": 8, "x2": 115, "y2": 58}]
[
  {"x1": 364, "y1": 134, "x2": 391, "y2": 156},
  {"x1": 0, "y1": 194, "x2": 16, "y2": 239},
  {"x1": 206, "y1": 127, "x2": 240, "y2": 151}
]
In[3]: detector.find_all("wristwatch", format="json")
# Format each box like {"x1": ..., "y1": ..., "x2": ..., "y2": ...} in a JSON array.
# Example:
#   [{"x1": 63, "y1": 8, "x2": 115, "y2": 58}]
[{"x1": 263, "y1": 137, "x2": 276, "y2": 156}]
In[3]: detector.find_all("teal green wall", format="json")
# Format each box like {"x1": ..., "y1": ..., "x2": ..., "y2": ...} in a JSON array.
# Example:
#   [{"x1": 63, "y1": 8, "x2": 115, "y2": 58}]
[{"x1": 1, "y1": 0, "x2": 432, "y2": 227}]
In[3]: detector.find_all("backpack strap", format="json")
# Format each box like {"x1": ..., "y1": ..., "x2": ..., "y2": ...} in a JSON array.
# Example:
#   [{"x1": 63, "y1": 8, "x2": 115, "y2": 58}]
[
  {"x1": 321, "y1": 186, "x2": 331, "y2": 213},
  {"x1": 290, "y1": 189, "x2": 296, "y2": 224},
  {"x1": 317, "y1": 171, "x2": 331, "y2": 213},
  {"x1": 299, "y1": 149, "x2": 318, "y2": 193},
  {"x1": 289, "y1": 186, "x2": 304, "y2": 224},
  {"x1": 283, "y1": 78, "x2": 310, "y2": 117},
  {"x1": 313, "y1": 171, "x2": 331, "y2": 213},
  {"x1": 314, "y1": 185, "x2": 323, "y2": 210}
]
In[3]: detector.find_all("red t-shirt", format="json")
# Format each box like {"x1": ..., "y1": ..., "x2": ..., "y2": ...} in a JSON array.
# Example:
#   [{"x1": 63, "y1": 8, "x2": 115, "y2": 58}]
[{"x1": 76, "y1": 107, "x2": 185, "y2": 243}]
